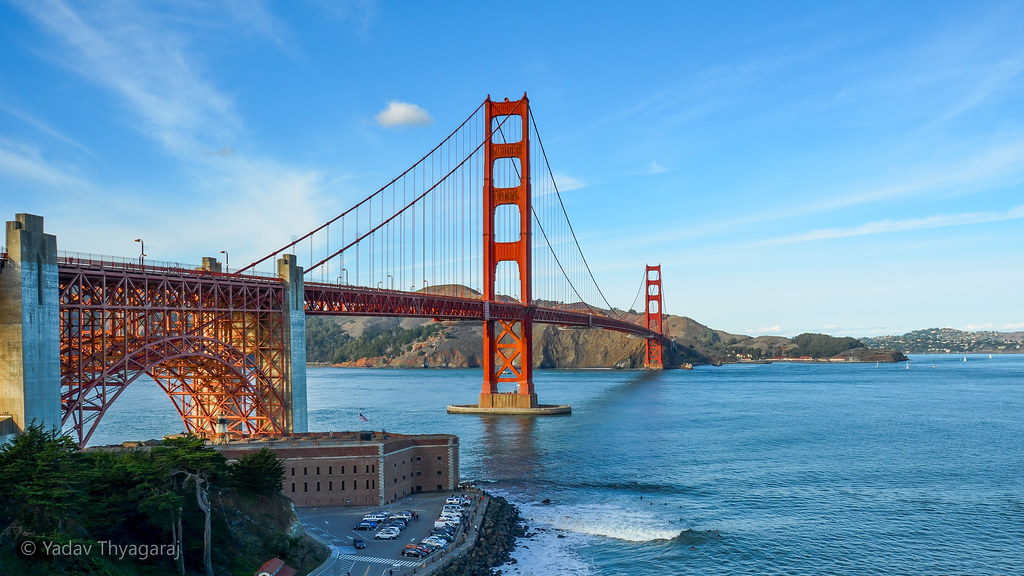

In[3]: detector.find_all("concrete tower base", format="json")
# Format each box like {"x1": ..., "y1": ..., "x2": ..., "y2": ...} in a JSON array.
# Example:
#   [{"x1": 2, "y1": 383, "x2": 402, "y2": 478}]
[{"x1": 446, "y1": 404, "x2": 571, "y2": 415}]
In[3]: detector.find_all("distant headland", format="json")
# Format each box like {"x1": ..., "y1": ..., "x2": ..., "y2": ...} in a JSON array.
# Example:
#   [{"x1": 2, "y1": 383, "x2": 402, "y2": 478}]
[{"x1": 305, "y1": 313, "x2": 920, "y2": 369}]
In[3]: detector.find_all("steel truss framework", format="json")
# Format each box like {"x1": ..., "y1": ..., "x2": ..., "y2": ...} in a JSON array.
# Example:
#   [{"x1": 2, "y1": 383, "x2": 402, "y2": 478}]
[{"x1": 59, "y1": 260, "x2": 291, "y2": 446}]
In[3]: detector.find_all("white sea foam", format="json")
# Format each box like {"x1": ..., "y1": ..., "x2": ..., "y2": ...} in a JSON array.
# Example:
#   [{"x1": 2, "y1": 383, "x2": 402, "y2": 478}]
[
  {"x1": 499, "y1": 526, "x2": 593, "y2": 576},
  {"x1": 519, "y1": 499, "x2": 687, "y2": 543}
]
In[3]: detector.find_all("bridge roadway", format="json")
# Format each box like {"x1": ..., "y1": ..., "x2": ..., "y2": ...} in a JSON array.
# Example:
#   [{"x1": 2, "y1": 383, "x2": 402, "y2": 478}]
[
  {"x1": 304, "y1": 281, "x2": 662, "y2": 339},
  {"x1": 55, "y1": 256, "x2": 661, "y2": 338},
  {"x1": 53, "y1": 256, "x2": 661, "y2": 340}
]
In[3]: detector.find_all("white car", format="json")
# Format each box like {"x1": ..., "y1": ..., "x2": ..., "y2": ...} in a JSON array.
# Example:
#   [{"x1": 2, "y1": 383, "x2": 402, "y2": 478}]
[
  {"x1": 422, "y1": 536, "x2": 448, "y2": 549},
  {"x1": 374, "y1": 527, "x2": 400, "y2": 540}
]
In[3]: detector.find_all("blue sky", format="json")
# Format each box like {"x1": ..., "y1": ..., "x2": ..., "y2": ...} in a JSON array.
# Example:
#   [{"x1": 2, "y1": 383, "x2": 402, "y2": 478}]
[{"x1": 1, "y1": 1, "x2": 1022, "y2": 337}]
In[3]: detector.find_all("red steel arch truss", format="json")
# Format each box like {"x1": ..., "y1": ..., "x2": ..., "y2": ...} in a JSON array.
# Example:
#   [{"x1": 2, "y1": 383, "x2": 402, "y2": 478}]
[{"x1": 59, "y1": 259, "x2": 290, "y2": 446}]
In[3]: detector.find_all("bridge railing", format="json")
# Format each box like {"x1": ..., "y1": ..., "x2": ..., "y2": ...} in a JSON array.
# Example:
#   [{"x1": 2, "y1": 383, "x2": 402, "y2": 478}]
[{"x1": 58, "y1": 250, "x2": 279, "y2": 280}]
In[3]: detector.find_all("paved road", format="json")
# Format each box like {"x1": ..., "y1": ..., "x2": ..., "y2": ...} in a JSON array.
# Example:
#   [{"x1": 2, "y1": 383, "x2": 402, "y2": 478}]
[{"x1": 299, "y1": 491, "x2": 479, "y2": 576}]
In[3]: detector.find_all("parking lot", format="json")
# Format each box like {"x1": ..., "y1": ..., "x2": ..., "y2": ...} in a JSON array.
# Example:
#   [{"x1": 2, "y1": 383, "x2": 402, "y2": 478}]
[{"x1": 298, "y1": 491, "x2": 481, "y2": 576}]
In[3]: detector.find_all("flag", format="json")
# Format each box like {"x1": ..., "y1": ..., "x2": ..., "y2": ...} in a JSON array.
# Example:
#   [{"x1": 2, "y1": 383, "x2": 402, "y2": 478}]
[{"x1": 358, "y1": 413, "x2": 368, "y2": 422}]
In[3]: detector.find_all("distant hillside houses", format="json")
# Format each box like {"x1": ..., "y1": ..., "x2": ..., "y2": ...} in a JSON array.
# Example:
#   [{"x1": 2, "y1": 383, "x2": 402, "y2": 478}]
[{"x1": 861, "y1": 328, "x2": 1024, "y2": 354}]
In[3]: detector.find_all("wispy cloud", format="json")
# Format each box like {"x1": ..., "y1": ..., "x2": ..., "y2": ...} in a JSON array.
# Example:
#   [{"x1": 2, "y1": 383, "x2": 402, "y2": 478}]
[
  {"x1": 619, "y1": 134, "x2": 1024, "y2": 251},
  {"x1": 640, "y1": 161, "x2": 673, "y2": 175},
  {"x1": 761, "y1": 205, "x2": 1024, "y2": 245},
  {"x1": 756, "y1": 324, "x2": 783, "y2": 334},
  {"x1": 7, "y1": 0, "x2": 334, "y2": 262},
  {"x1": 375, "y1": 101, "x2": 434, "y2": 128},
  {"x1": 552, "y1": 173, "x2": 587, "y2": 192},
  {"x1": 964, "y1": 322, "x2": 1024, "y2": 332},
  {"x1": 309, "y1": 0, "x2": 375, "y2": 34},
  {"x1": 17, "y1": 0, "x2": 240, "y2": 155},
  {"x1": 0, "y1": 98, "x2": 95, "y2": 157},
  {"x1": 222, "y1": 0, "x2": 292, "y2": 50},
  {"x1": 0, "y1": 137, "x2": 93, "y2": 193}
]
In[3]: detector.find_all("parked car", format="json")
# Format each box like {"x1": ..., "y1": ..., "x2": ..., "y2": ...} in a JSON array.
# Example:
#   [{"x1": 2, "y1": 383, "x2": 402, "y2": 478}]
[
  {"x1": 354, "y1": 522, "x2": 376, "y2": 531},
  {"x1": 413, "y1": 543, "x2": 437, "y2": 554},
  {"x1": 402, "y1": 546, "x2": 427, "y2": 558},
  {"x1": 375, "y1": 527, "x2": 400, "y2": 540},
  {"x1": 392, "y1": 511, "x2": 414, "y2": 521},
  {"x1": 432, "y1": 526, "x2": 456, "y2": 536},
  {"x1": 422, "y1": 536, "x2": 448, "y2": 549},
  {"x1": 446, "y1": 497, "x2": 463, "y2": 505}
]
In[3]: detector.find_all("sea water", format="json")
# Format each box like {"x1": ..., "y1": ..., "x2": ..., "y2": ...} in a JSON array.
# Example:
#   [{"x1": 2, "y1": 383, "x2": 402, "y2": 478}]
[{"x1": 93, "y1": 354, "x2": 1024, "y2": 575}]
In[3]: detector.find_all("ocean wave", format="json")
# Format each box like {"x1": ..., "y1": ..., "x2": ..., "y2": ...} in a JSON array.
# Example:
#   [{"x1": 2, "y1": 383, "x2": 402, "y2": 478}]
[
  {"x1": 670, "y1": 528, "x2": 725, "y2": 546},
  {"x1": 519, "y1": 500, "x2": 690, "y2": 542},
  {"x1": 500, "y1": 528, "x2": 594, "y2": 576},
  {"x1": 569, "y1": 479, "x2": 707, "y2": 496}
]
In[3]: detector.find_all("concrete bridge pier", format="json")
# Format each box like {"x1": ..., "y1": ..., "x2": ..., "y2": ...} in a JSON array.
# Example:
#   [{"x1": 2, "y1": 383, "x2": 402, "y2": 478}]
[
  {"x1": 278, "y1": 254, "x2": 308, "y2": 433},
  {"x1": 0, "y1": 214, "x2": 60, "y2": 436}
]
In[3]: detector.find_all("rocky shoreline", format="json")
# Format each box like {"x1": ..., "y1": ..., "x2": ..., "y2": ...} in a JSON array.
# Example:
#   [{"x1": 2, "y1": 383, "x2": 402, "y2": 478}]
[{"x1": 434, "y1": 493, "x2": 525, "y2": 576}]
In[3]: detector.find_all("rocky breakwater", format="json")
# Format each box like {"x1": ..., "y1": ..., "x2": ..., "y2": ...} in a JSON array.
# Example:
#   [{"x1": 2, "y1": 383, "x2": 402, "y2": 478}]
[{"x1": 435, "y1": 494, "x2": 525, "y2": 576}]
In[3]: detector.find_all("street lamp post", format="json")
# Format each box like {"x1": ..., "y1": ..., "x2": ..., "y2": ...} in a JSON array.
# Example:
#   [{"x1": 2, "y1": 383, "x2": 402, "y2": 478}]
[
  {"x1": 339, "y1": 268, "x2": 348, "y2": 284},
  {"x1": 134, "y1": 238, "x2": 145, "y2": 267},
  {"x1": 219, "y1": 250, "x2": 228, "y2": 273},
  {"x1": 386, "y1": 274, "x2": 393, "y2": 290}
]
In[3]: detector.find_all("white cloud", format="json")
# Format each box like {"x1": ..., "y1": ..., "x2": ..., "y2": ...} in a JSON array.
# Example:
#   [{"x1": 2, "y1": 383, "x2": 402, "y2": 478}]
[
  {"x1": 0, "y1": 138, "x2": 88, "y2": 191},
  {"x1": 756, "y1": 324, "x2": 783, "y2": 334},
  {"x1": 552, "y1": 173, "x2": 587, "y2": 192},
  {"x1": 374, "y1": 101, "x2": 434, "y2": 128},
  {"x1": 0, "y1": 98, "x2": 94, "y2": 157},
  {"x1": 964, "y1": 322, "x2": 1024, "y2": 331},
  {"x1": 761, "y1": 205, "x2": 1024, "y2": 245},
  {"x1": 17, "y1": 0, "x2": 240, "y2": 155},
  {"x1": 641, "y1": 161, "x2": 672, "y2": 175},
  {"x1": 5, "y1": 0, "x2": 334, "y2": 265}
]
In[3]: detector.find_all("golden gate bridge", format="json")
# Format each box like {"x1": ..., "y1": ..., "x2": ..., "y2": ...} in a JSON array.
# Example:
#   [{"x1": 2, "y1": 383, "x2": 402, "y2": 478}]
[{"x1": 1, "y1": 94, "x2": 667, "y2": 447}]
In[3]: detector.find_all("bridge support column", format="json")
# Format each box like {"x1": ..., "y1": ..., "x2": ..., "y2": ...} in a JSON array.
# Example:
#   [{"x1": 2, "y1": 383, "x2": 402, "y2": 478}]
[
  {"x1": 278, "y1": 255, "x2": 307, "y2": 433},
  {"x1": 479, "y1": 95, "x2": 538, "y2": 410},
  {"x1": 645, "y1": 265, "x2": 664, "y2": 369},
  {"x1": 0, "y1": 214, "x2": 61, "y2": 435}
]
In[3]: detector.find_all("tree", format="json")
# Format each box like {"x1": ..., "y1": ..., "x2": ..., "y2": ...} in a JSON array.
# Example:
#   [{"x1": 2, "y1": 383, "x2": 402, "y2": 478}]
[
  {"x1": 791, "y1": 333, "x2": 862, "y2": 358},
  {"x1": 152, "y1": 435, "x2": 226, "y2": 576},
  {"x1": 228, "y1": 448, "x2": 284, "y2": 495},
  {"x1": 137, "y1": 485, "x2": 187, "y2": 576},
  {"x1": 0, "y1": 422, "x2": 85, "y2": 536}
]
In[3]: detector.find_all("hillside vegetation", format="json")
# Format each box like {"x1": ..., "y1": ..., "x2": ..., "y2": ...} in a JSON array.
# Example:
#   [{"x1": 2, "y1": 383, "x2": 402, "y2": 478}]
[
  {"x1": 306, "y1": 313, "x2": 906, "y2": 368},
  {"x1": 0, "y1": 425, "x2": 326, "y2": 575}
]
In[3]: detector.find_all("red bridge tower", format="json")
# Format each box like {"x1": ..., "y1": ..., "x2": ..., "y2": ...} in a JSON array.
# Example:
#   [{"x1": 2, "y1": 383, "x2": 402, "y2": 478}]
[
  {"x1": 645, "y1": 264, "x2": 664, "y2": 369},
  {"x1": 480, "y1": 95, "x2": 536, "y2": 409}
]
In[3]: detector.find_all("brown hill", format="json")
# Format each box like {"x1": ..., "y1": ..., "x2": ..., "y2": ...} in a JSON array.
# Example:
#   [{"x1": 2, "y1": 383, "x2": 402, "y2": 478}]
[{"x1": 306, "y1": 303, "x2": 905, "y2": 368}]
